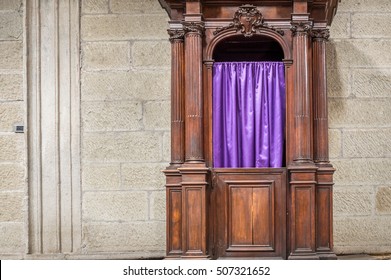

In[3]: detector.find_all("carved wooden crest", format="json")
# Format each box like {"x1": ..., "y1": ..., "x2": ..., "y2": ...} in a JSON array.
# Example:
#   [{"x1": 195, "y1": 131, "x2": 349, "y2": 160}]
[{"x1": 214, "y1": 4, "x2": 284, "y2": 37}]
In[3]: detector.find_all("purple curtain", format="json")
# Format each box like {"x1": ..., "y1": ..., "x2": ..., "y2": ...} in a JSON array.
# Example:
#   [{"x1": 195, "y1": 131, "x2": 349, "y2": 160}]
[{"x1": 213, "y1": 62, "x2": 285, "y2": 168}]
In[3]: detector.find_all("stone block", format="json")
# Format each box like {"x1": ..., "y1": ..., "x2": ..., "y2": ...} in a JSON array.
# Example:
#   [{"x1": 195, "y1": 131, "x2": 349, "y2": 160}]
[
  {"x1": 82, "y1": 101, "x2": 142, "y2": 132},
  {"x1": 329, "y1": 13, "x2": 350, "y2": 39},
  {"x1": 338, "y1": 0, "x2": 391, "y2": 12},
  {"x1": 328, "y1": 129, "x2": 341, "y2": 159},
  {"x1": 331, "y1": 39, "x2": 391, "y2": 68},
  {"x1": 0, "y1": 134, "x2": 24, "y2": 161},
  {"x1": 0, "y1": 0, "x2": 21, "y2": 11},
  {"x1": 0, "y1": 12, "x2": 23, "y2": 40},
  {"x1": 162, "y1": 132, "x2": 170, "y2": 162},
  {"x1": 132, "y1": 41, "x2": 170, "y2": 68},
  {"x1": 0, "y1": 102, "x2": 24, "y2": 132},
  {"x1": 81, "y1": 70, "x2": 170, "y2": 101},
  {"x1": 82, "y1": 0, "x2": 108, "y2": 14},
  {"x1": 82, "y1": 42, "x2": 130, "y2": 70},
  {"x1": 0, "y1": 192, "x2": 24, "y2": 222},
  {"x1": 352, "y1": 68, "x2": 391, "y2": 98},
  {"x1": 150, "y1": 191, "x2": 165, "y2": 221},
  {"x1": 0, "y1": 223, "x2": 25, "y2": 254},
  {"x1": 0, "y1": 164, "x2": 25, "y2": 191},
  {"x1": 83, "y1": 221, "x2": 165, "y2": 252},
  {"x1": 334, "y1": 216, "x2": 391, "y2": 246},
  {"x1": 329, "y1": 99, "x2": 391, "y2": 128},
  {"x1": 0, "y1": 74, "x2": 22, "y2": 100},
  {"x1": 343, "y1": 129, "x2": 391, "y2": 158},
  {"x1": 333, "y1": 159, "x2": 391, "y2": 185},
  {"x1": 83, "y1": 191, "x2": 148, "y2": 221},
  {"x1": 0, "y1": 41, "x2": 22, "y2": 70},
  {"x1": 143, "y1": 101, "x2": 170, "y2": 131},
  {"x1": 376, "y1": 186, "x2": 391, "y2": 214},
  {"x1": 110, "y1": 0, "x2": 163, "y2": 14},
  {"x1": 82, "y1": 164, "x2": 120, "y2": 191},
  {"x1": 327, "y1": 68, "x2": 350, "y2": 98},
  {"x1": 121, "y1": 163, "x2": 166, "y2": 190},
  {"x1": 333, "y1": 186, "x2": 373, "y2": 216},
  {"x1": 82, "y1": 131, "x2": 162, "y2": 162},
  {"x1": 352, "y1": 13, "x2": 391, "y2": 38},
  {"x1": 81, "y1": 14, "x2": 168, "y2": 41}
]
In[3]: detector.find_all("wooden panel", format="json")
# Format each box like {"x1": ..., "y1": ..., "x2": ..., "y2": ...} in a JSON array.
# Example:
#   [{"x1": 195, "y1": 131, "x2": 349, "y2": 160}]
[
  {"x1": 168, "y1": 188, "x2": 182, "y2": 254},
  {"x1": 294, "y1": 186, "x2": 314, "y2": 252},
  {"x1": 253, "y1": 186, "x2": 274, "y2": 247},
  {"x1": 184, "y1": 188, "x2": 203, "y2": 252},
  {"x1": 316, "y1": 186, "x2": 331, "y2": 250},
  {"x1": 229, "y1": 187, "x2": 253, "y2": 245}
]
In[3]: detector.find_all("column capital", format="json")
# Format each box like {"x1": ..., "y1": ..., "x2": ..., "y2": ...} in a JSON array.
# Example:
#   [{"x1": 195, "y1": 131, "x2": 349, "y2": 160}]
[
  {"x1": 183, "y1": 21, "x2": 205, "y2": 36},
  {"x1": 310, "y1": 29, "x2": 330, "y2": 41},
  {"x1": 168, "y1": 28, "x2": 185, "y2": 43},
  {"x1": 290, "y1": 21, "x2": 313, "y2": 36}
]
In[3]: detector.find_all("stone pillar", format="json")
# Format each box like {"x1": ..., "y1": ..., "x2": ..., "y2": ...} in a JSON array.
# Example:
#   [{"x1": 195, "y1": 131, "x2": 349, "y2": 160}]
[{"x1": 311, "y1": 29, "x2": 337, "y2": 259}]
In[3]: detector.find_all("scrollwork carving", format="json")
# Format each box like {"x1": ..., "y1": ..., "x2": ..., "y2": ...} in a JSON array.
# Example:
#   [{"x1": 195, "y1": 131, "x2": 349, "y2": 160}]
[
  {"x1": 213, "y1": 4, "x2": 284, "y2": 37},
  {"x1": 310, "y1": 29, "x2": 330, "y2": 41},
  {"x1": 290, "y1": 21, "x2": 313, "y2": 36},
  {"x1": 168, "y1": 29, "x2": 185, "y2": 42},
  {"x1": 183, "y1": 21, "x2": 205, "y2": 36}
]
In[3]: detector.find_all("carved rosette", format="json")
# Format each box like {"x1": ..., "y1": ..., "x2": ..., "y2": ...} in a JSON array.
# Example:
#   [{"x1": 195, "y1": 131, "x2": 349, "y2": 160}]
[
  {"x1": 168, "y1": 29, "x2": 185, "y2": 42},
  {"x1": 214, "y1": 4, "x2": 284, "y2": 37},
  {"x1": 290, "y1": 21, "x2": 313, "y2": 36},
  {"x1": 310, "y1": 29, "x2": 330, "y2": 41},
  {"x1": 183, "y1": 22, "x2": 205, "y2": 36}
]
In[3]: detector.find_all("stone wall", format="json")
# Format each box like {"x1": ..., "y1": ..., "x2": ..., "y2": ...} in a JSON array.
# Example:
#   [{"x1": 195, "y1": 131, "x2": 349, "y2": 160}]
[
  {"x1": 0, "y1": 0, "x2": 26, "y2": 255},
  {"x1": 328, "y1": 0, "x2": 391, "y2": 254},
  {"x1": 0, "y1": 0, "x2": 390, "y2": 258},
  {"x1": 80, "y1": 0, "x2": 170, "y2": 257}
]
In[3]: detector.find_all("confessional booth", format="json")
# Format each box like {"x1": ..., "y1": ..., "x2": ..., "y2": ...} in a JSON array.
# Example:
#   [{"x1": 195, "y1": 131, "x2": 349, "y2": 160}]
[{"x1": 160, "y1": 0, "x2": 340, "y2": 259}]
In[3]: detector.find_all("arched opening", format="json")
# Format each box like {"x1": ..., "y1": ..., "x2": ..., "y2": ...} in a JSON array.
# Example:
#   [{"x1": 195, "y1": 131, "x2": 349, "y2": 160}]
[{"x1": 211, "y1": 35, "x2": 286, "y2": 169}]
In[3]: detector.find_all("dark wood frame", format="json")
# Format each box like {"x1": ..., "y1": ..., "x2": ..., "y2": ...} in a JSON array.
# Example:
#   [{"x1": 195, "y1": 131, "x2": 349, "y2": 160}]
[{"x1": 161, "y1": 0, "x2": 339, "y2": 260}]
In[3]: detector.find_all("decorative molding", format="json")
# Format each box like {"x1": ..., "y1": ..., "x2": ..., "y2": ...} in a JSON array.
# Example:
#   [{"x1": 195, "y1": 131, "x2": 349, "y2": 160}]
[
  {"x1": 310, "y1": 29, "x2": 330, "y2": 41},
  {"x1": 290, "y1": 21, "x2": 313, "y2": 36},
  {"x1": 213, "y1": 4, "x2": 284, "y2": 37},
  {"x1": 168, "y1": 29, "x2": 185, "y2": 42},
  {"x1": 183, "y1": 21, "x2": 205, "y2": 36}
]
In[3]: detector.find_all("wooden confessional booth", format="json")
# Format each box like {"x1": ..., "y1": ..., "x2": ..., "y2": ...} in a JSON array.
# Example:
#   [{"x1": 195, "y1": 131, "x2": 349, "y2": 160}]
[{"x1": 160, "y1": 0, "x2": 340, "y2": 260}]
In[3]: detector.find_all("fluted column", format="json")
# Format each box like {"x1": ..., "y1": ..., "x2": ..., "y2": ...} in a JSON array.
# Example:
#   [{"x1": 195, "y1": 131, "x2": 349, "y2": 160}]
[
  {"x1": 183, "y1": 22, "x2": 205, "y2": 162},
  {"x1": 311, "y1": 29, "x2": 337, "y2": 259},
  {"x1": 168, "y1": 27, "x2": 185, "y2": 165},
  {"x1": 291, "y1": 20, "x2": 313, "y2": 163}
]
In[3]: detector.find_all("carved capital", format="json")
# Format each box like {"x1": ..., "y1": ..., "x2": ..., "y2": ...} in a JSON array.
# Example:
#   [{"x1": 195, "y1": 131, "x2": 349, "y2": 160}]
[
  {"x1": 310, "y1": 29, "x2": 330, "y2": 41},
  {"x1": 183, "y1": 21, "x2": 205, "y2": 36},
  {"x1": 168, "y1": 29, "x2": 185, "y2": 42},
  {"x1": 290, "y1": 21, "x2": 313, "y2": 36},
  {"x1": 214, "y1": 4, "x2": 284, "y2": 37}
]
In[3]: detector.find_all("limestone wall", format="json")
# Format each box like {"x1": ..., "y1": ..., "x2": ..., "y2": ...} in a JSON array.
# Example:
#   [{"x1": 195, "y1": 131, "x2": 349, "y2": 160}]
[
  {"x1": 328, "y1": 0, "x2": 391, "y2": 254},
  {"x1": 0, "y1": 0, "x2": 26, "y2": 255},
  {"x1": 80, "y1": 0, "x2": 170, "y2": 257},
  {"x1": 0, "y1": 0, "x2": 390, "y2": 258}
]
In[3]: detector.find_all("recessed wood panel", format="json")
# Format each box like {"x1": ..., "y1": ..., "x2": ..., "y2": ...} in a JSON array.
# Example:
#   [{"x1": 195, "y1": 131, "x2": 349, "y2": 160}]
[
  {"x1": 229, "y1": 187, "x2": 253, "y2": 245},
  {"x1": 253, "y1": 186, "x2": 274, "y2": 247},
  {"x1": 168, "y1": 189, "x2": 182, "y2": 254},
  {"x1": 316, "y1": 186, "x2": 331, "y2": 250},
  {"x1": 294, "y1": 187, "x2": 314, "y2": 251},
  {"x1": 185, "y1": 188, "x2": 202, "y2": 252}
]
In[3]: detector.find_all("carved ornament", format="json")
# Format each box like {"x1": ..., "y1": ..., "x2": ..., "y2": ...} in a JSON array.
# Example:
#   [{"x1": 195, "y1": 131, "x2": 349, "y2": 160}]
[
  {"x1": 310, "y1": 29, "x2": 330, "y2": 41},
  {"x1": 168, "y1": 29, "x2": 185, "y2": 42},
  {"x1": 213, "y1": 4, "x2": 284, "y2": 37},
  {"x1": 290, "y1": 21, "x2": 313, "y2": 36},
  {"x1": 183, "y1": 21, "x2": 205, "y2": 36}
]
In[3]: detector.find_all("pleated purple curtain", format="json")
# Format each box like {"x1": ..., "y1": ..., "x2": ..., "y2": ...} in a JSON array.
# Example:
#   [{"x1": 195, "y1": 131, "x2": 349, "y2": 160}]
[{"x1": 213, "y1": 62, "x2": 285, "y2": 168}]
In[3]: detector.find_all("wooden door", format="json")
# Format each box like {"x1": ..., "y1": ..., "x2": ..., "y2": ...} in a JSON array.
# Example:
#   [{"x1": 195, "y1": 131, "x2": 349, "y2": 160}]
[{"x1": 212, "y1": 168, "x2": 286, "y2": 259}]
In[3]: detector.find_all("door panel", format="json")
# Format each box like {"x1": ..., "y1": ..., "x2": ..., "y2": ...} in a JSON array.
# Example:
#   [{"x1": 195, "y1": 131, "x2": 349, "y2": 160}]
[{"x1": 212, "y1": 168, "x2": 286, "y2": 259}]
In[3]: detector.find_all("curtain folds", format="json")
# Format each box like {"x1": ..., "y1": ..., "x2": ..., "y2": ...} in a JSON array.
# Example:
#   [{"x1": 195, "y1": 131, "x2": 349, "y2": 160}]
[{"x1": 213, "y1": 62, "x2": 285, "y2": 168}]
